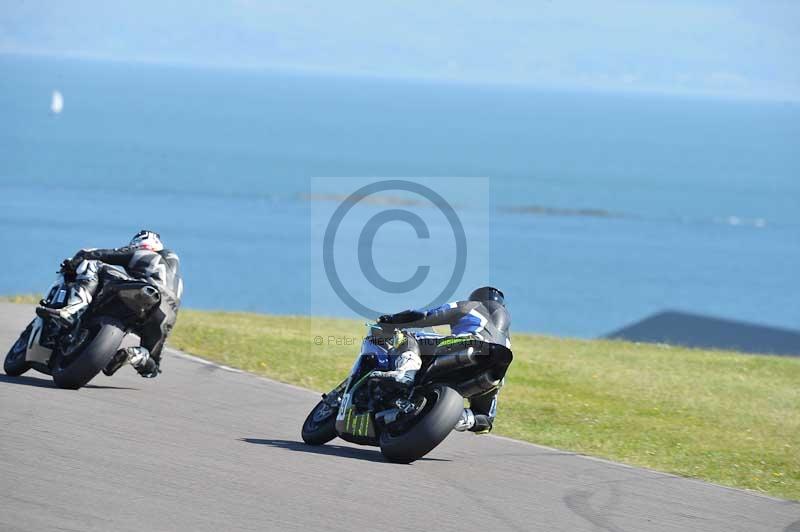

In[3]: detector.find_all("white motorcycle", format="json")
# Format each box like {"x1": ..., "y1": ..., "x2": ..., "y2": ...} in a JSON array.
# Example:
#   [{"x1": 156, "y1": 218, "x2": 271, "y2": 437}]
[{"x1": 4, "y1": 274, "x2": 162, "y2": 389}]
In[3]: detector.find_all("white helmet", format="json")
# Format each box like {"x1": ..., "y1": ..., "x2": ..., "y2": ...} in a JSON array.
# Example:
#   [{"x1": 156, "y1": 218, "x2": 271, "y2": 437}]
[{"x1": 130, "y1": 230, "x2": 164, "y2": 252}]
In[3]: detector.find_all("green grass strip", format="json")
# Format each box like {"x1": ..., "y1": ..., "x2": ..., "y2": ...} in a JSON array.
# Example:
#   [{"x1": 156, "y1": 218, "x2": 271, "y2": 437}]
[{"x1": 3, "y1": 297, "x2": 797, "y2": 500}]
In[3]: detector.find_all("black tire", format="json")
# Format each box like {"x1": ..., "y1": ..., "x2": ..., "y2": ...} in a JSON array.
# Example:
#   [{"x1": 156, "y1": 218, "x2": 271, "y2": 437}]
[
  {"x1": 379, "y1": 384, "x2": 463, "y2": 464},
  {"x1": 4, "y1": 323, "x2": 33, "y2": 377},
  {"x1": 301, "y1": 399, "x2": 338, "y2": 445},
  {"x1": 51, "y1": 320, "x2": 126, "y2": 390}
]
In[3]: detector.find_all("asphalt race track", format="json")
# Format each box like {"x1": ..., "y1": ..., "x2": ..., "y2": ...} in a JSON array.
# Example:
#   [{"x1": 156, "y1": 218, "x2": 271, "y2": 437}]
[{"x1": 1, "y1": 303, "x2": 798, "y2": 532}]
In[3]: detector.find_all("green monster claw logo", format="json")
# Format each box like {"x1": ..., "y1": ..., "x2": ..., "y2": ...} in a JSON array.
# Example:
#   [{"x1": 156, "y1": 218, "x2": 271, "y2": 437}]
[
  {"x1": 344, "y1": 407, "x2": 372, "y2": 437},
  {"x1": 393, "y1": 328, "x2": 406, "y2": 347}
]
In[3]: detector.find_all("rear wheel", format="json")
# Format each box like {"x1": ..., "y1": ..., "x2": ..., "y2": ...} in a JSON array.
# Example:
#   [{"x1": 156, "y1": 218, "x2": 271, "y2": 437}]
[
  {"x1": 4, "y1": 323, "x2": 33, "y2": 377},
  {"x1": 379, "y1": 384, "x2": 463, "y2": 464},
  {"x1": 301, "y1": 399, "x2": 339, "y2": 445},
  {"x1": 51, "y1": 320, "x2": 126, "y2": 390}
]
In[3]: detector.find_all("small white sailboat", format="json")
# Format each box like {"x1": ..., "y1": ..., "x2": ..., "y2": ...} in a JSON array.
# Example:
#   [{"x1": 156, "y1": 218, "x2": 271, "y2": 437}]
[{"x1": 50, "y1": 90, "x2": 64, "y2": 114}]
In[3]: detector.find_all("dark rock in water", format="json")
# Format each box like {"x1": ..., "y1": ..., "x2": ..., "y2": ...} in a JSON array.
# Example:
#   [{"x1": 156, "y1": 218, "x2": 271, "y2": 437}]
[
  {"x1": 504, "y1": 204, "x2": 626, "y2": 219},
  {"x1": 604, "y1": 310, "x2": 800, "y2": 356}
]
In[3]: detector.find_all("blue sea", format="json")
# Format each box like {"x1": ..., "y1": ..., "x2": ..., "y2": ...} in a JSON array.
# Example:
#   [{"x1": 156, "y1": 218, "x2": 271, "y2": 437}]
[{"x1": 1, "y1": 55, "x2": 798, "y2": 337}]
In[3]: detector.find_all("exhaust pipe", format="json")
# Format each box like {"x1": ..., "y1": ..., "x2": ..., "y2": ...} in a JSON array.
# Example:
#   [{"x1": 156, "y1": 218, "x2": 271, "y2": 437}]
[
  {"x1": 454, "y1": 370, "x2": 501, "y2": 397},
  {"x1": 426, "y1": 347, "x2": 480, "y2": 376}
]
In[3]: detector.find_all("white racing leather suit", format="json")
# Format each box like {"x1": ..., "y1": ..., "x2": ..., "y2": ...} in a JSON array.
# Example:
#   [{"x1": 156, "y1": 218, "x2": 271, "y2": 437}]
[{"x1": 42, "y1": 245, "x2": 182, "y2": 376}]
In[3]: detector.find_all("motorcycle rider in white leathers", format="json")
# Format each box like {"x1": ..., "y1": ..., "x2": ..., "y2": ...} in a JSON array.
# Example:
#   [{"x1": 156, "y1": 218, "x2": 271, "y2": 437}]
[{"x1": 37, "y1": 230, "x2": 182, "y2": 378}]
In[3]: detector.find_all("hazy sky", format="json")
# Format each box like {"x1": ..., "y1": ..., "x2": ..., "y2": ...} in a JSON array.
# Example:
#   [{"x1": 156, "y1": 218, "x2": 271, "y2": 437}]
[{"x1": 2, "y1": 1, "x2": 798, "y2": 100}]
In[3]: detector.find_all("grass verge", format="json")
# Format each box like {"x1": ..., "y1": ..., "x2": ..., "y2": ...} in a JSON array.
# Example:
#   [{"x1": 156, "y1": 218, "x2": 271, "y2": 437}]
[
  {"x1": 1, "y1": 294, "x2": 41, "y2": 304},
  {"x1": 3, "y1": 297, "x2": 798, "y2": 500},
  {"x1": 168, "y1": 309, "x2": 799, "y2": 500}
]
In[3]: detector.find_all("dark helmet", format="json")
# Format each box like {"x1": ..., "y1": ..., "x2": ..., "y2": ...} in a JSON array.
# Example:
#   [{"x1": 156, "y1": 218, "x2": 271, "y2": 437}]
[{"x1": 469, "y1": 286, "x2": 505, "y2": 305}]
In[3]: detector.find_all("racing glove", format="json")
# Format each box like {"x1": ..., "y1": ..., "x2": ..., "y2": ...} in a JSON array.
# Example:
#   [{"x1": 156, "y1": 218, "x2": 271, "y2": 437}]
[
  {"x1": 59, "y1": 258, "x2": 80, "y2": 276},
  {"x1": 378, "y1": 310, "x2": 425, "y2": 325}
]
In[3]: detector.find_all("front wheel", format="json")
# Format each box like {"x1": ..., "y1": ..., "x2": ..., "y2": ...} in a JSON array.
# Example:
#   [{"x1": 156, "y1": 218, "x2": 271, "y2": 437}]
[
  {"x1": 51, "y1": 319, "x2": 126, "y2": 390},
  {"x1": 4, "y1": 323, "x2": 33, "y2": 377},
  {"x1": 379, "y1": 384, "x2": 463, "y2": 464},
  {"x1": 301, "y1": 399, "x2": 339, "y2": 445}
]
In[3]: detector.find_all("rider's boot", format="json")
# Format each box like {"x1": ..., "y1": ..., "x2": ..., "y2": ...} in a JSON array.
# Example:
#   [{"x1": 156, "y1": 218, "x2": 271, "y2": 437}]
[
  {"x1": 461, "y1": 385, "x2": 499, "y2": 435},
  {"x1": 454, "y1": 408, "x2": 494, "y2": 434},
  {"x1": 454, "y1": 408, "x2": 476, "y2": 432},
  {"x1": 104, "y1": 346, "x2": 159, "y2": 378},
  {"x1": 454, "y1": 408, "x2": 492, "y2": 434},
  {"x1": 470, "y1": 414, "x2": 493, "y2": 434},
  {"x1": 130, "y1": 347, "x2": 160, "y2": 378}
]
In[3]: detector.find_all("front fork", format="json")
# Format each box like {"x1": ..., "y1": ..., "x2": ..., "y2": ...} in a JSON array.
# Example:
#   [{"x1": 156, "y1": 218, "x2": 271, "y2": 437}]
[{"x1": 322, "y1": 379, "x2": 348, "y2": 407}]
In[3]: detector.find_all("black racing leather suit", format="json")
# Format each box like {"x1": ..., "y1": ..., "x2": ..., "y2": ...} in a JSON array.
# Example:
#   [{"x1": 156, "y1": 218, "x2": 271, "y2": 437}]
[{"x1": 380, "y1": 299, "x2": 513, "y2": 429}]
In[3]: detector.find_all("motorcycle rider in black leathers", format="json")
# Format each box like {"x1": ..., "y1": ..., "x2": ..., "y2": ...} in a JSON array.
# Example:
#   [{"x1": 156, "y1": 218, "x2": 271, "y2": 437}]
[
  {"x1": 374, "y1": 286, "x2": 513, "y2": 434},
  {"x1": 37, "y1": 230, "x2": 182, "y2": 378}
]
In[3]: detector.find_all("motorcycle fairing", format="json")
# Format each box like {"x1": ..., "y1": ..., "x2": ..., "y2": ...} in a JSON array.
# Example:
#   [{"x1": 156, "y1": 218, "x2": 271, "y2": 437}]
[{"x1": 25, "y1": 317, "x2": 52, "y2": 364}]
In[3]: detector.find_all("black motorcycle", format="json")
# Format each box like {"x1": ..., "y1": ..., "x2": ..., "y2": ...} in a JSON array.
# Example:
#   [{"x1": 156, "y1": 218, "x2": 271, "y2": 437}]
[
  {"x1": 301, "y1": 325, "x2": 509, "y2": 463},
  {"x1": 4, "y1": 271, "x2": 162, "y2": 389}
]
